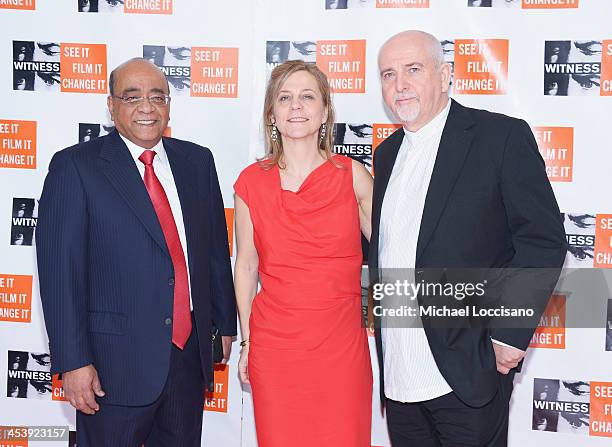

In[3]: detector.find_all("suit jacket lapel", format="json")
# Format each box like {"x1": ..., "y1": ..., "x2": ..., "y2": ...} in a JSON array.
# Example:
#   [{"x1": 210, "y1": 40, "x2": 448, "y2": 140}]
[
  {"x1": 416, "y1": 99, "x2": 475, "y2": 263},
  {"x1": 370, "y1": 127, "x2": 405, "y2": 270},
  {"x1": 98, "y1": 130, "x2": 170, "y2": 257}
]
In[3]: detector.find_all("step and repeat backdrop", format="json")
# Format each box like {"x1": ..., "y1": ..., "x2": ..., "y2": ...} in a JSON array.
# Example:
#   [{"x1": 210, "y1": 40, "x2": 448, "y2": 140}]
[{"x1": 1, "y1": 0, "x2": 611, "y2": 446}]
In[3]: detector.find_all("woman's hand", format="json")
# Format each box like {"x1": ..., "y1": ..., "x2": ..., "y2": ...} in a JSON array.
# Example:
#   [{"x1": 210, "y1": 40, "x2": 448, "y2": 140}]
[{"x1": 238, "y1": 345, "x2": 250, "y2": 384}]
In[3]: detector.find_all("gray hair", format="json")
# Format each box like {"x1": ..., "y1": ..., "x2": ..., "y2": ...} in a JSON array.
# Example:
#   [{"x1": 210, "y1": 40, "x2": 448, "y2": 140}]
[{"x1": 380, "y1": 30, "x2": 446, "y2": 71}]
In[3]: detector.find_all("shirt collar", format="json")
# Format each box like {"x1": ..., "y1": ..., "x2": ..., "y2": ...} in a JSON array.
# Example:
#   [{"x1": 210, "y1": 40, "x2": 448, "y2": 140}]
[
  {"x1": 403, "y1": 98, "x2": 451, "y2": 144},
  {"x1": 118, "y1": 133, "x2": 168, "y2": 168}
]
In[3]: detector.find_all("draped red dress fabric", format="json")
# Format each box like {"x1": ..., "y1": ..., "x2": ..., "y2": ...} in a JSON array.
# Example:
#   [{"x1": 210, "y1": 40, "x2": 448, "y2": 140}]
[{"x1": 234, "y1": 154, "x2": 372, "y2": 446}]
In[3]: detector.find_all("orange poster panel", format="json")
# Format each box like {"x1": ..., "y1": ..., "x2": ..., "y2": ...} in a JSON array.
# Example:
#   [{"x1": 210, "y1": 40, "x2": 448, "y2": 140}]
[
  {"x1": 204, "y1": 364, "x2": 229, "y2": 413},
  {"x1": 51, "y1": 374, "x2": 67, "y2": 401},
  {"x1": 191, "y1": 47, "x2": 239, "y2": 98},
  {"x1": 590, "y1": 382, "x2": 612, "y2": 437},
  {"x1": 532, "y1": 126, "x2": 573, "y2": 182},
  {"x1": 225, "y1": 208, "x2": 234, "y2": 257},
  {"x1": 600, "y1": 40, "x2": 612, "y2": 96},
  {"x1": 317, "y1": 40, "x2": 366, "y2": 93},
  {"x1": 0, "y1": 0, "x2": 34, "y2": 10},
  {"x1": 594, "y1": 215, "x2": 612, "y2": 268},
  {"x1": 529, "y1": 294, "x2": 566, "y2": 349},
  {"x1": 376, "y1": 0, "x2": 428, "y2": 8},
  {"x1": 124, "y1": 0, "x2": 172, "y2": 14},
  {"x1": 60, "y1": 43, "x2": 107, "y2": 93},
  {"x1": 522, "y1": 0, "x2": 578, "y2": 8},
  {"x1": 0, "y1": 120, "x2": 36, "y2": 169},
  {"x1": 454, "y1": 39, "x2": 509, "y2": 95},
  {"x1": 0, "y1": 426, "x2": 28, "y2": 446},
  {"x1": 0, "y1": 274, "x2": 32, "y2": 323}
]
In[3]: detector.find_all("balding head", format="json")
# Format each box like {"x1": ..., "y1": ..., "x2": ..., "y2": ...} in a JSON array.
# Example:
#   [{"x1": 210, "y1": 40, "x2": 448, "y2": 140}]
[
  {"x1": 108, "y1": 58, "x2": 169, "y2": 97},
  {"x1": 378, "y1": 30, "x2": 451, "y2": 131},
  {"x1": 379, "y1": 31, "x2": 445, "y2": 70}
]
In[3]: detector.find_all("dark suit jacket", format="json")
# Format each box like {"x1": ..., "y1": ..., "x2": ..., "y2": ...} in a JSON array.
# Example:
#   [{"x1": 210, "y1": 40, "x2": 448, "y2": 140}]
[
  {"x1": 36, "y1": 130, "x2": 236, "y2": 406},
  {"x1": 369, "y1": 99, "x2": 567, "y2": 407}
]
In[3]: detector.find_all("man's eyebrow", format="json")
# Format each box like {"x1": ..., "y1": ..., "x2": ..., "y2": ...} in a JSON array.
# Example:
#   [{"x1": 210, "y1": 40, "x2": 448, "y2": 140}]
[
  {"x1": 119, "y1": 87, "x2": 141, "y2": 95},
  {"x1": 402, "y1": 62, "x2": 424, "y2": 68},
  {"x1": 118, "y1": 87, "x2": 168, "y2": 96},
  {"x1": 380, "y1": 62, "x2": 424, "y2": 75}
]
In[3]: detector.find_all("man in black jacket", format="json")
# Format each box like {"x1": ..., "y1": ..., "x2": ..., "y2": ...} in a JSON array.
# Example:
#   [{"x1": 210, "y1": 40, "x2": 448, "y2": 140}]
[{"x1": 370, "y1": 30, "x2": 566, "y2": 446}]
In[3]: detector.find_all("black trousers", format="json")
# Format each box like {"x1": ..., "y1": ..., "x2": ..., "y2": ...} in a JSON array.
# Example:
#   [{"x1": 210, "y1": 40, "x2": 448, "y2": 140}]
[
  {"x1": 386, "y1": 372, "x2": 515, "y2": 447},
  {"x1": 76, "y1": 323, "x2": 205, "y2": 447}
]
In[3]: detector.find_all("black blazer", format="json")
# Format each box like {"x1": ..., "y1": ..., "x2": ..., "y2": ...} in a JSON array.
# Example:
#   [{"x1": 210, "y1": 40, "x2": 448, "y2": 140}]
[
  {"x1": 369, "y1": 99, "x2": 567, "y2": 407},
  {"x1": 36, "y1": 130, "x2": 236, "y2": 406}
]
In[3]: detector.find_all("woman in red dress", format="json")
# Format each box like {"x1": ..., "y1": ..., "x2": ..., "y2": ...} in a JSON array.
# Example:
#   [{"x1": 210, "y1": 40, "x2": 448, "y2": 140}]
[{"x1": 233, "y1": 60, "x2": 373, "y2": 446}]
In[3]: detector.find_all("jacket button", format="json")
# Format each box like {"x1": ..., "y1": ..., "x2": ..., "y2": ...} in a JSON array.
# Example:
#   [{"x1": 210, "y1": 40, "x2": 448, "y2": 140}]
[
  {"x1": 168, "y1": 277, "x2": 175, "y2": 286},
  {"x1": 164, "y1": 317, "x2": 172, "y2": 326}
]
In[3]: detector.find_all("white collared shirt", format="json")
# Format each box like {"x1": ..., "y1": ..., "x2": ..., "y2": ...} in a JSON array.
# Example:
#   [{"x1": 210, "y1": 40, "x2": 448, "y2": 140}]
[
  {"x1": 119, "y1": 134, "x2": 193, "y2": 310},
  {"x1": 378, "y1": 99, "x2": 453, "y2": 403}
]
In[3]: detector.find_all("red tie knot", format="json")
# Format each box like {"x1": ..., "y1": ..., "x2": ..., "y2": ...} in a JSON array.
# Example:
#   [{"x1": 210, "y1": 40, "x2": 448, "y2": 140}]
[{"x1": 139, "y1": 149, "x2": 157, "y2": 166}]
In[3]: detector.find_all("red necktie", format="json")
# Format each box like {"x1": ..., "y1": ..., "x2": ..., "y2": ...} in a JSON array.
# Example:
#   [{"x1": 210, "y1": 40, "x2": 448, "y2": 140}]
[{"x1": 139, "y1": 149, "x2": 192, "y2": 349}]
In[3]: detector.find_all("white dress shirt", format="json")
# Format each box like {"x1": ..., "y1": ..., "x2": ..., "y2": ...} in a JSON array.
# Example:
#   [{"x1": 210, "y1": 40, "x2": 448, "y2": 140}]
[
  {"x1": 379, "y1": 99, "x2": 452, "y2": 403},
  {"x1": 120, "y1": 134, "x2": 193, "y2": 310}
]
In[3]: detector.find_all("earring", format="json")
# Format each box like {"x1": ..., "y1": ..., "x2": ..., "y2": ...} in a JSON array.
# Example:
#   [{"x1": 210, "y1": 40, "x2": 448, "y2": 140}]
[
  {"x1": 319, "y1": 123, "x2": 327, "y2": 141},
  {"x1": 270, "y1": 122, "x2": 278, "y2": 142}
]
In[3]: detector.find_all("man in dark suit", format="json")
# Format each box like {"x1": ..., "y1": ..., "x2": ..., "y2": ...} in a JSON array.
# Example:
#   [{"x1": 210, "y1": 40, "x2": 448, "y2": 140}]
[
  {"x1": 36, "y1": 58, "x2": 236, "y2": 446},
  {"x1": 370, "y1": 31, "x2": 566, "y2": 446}
]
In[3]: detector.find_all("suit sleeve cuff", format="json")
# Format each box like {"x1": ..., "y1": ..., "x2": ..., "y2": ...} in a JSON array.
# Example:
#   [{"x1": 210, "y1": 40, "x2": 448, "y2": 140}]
[{"x1": 490, "y1": 337, "x2": 518, "y2": 349}]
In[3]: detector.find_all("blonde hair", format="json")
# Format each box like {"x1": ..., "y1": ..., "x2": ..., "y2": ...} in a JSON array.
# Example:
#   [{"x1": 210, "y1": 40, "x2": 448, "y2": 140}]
[{"x1": 260, "y1": 60, "x2": 337, "y2": 169}]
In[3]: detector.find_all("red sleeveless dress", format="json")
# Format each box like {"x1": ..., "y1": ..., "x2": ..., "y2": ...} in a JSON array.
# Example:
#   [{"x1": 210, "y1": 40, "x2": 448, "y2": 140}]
[{"x1": 234, "y1": 154, "x2": 372, "y2": 446}]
